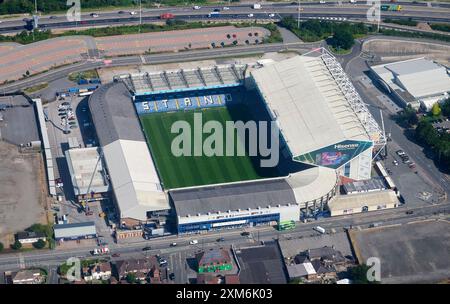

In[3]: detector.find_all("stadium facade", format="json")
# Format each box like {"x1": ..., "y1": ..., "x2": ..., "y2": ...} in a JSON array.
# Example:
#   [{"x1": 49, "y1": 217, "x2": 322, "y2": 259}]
[{"x1": 88, "y1": 49, "x2": 384, "y2": 234}]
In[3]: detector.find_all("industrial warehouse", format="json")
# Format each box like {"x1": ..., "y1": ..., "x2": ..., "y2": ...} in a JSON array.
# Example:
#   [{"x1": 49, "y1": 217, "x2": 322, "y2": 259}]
[
  {"x1": 83, "y1": 48, "x2": 386, "y2": 235},
  {"x1": 370, "y1": 57, "x2": 450, "y2": 111}
]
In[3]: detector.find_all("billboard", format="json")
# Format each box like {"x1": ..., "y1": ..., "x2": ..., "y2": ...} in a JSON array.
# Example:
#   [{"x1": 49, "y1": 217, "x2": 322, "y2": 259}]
[{"x1": 294, "y1": 140, "x2": 373, "y2": 169}]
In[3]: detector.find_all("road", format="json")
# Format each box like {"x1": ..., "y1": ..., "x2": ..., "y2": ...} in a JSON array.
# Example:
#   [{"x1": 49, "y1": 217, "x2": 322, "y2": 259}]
[
  {"x1": 0, "y1": 201, "x2": 448, "y2": 277},
  {"x1": 340, "y1": 36, "x2": 450, "y2": 197},
  {"x1": 0, "y1": 41, "x2": 321, "y2": 94},
  {"x1": 0, "y1": 2, "x2": 449, "y2": 34}
]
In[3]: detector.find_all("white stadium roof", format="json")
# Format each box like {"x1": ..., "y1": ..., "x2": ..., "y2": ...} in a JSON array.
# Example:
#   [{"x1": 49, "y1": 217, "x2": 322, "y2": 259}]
[
  {"x1": 251, "y1": 52, "x2": 380, "y2": 158},
  {"x1": 102, "y1": 139, "x2": 169, "y2": 221},
  {"x1": 286, "y1": 166, "x2": 337, "y2": 205},
  {"x1": 371, "y1": 58, "x2": 450, "y2": 99}
]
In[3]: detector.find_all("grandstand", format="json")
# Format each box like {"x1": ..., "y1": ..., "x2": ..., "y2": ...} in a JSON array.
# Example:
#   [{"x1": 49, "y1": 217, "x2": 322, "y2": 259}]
[
  {"x1": 116, "y1": 64, "x2": 246, "y2": 96},
  {"x1": 251, "y1": 48, "x2": 385, "y2": 181}
]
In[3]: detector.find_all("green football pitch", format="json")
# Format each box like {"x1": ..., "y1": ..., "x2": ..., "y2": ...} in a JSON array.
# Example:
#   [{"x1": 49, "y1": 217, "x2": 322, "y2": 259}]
[{"x1": 140, "y1": 106, "x2": 279, "y2": 189}]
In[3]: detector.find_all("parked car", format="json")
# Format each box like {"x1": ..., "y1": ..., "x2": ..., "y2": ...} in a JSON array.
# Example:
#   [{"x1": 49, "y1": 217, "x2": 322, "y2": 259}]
[
  {"x1": 241, "y1": 232, "x2": 250, "y2": 236},
  {"x1": 169, "y1": 273, "x2": 175, "y2": 280},
  {"x1": 159, "y1": 259, "x2": 168, "y2": 267},
  {"x1": 406, "y1": 210, "x2": 414, "y2": 215},
  {"x1": 142, "y1": 246, "x2": 151, "y2": 251},
  {"x1": 217, "y1": 237, "x2": 225, "y2": 242},
  {"x1": 170, "y1": 242, "x2": 177, "y2": 247},
  {"x1": 112, "y1": 253, "x2": 120, "y2": 257}
]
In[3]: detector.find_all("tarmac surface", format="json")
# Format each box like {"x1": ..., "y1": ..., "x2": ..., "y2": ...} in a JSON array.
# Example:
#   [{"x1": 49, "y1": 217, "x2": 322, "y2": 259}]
[
  {"x1": 350, "y1": 219, "x2": 450, "y2": 283},
  {"x1": 0, "y1": 26, "x2": 269, "y2": 83}
]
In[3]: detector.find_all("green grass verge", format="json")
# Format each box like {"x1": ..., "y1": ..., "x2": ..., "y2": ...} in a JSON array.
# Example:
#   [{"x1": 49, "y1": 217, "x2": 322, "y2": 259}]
[
  {"x1": 23, "y1": 82, "x2": 49, "y2": 94},
  {"x1": 140, "y1": 105, "x2": 279, "y2": 189},
  {"x1": 68, "y1": 70, "x2": 99, "y2": 82}
]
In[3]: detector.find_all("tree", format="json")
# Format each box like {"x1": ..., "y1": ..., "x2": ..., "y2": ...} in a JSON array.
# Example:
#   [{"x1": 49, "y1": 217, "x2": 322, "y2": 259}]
[
  {"x1": 349, "y1": 264, "x2": 380, "y2": 284},
  {"x1": 330, "y1": 28, "x2": 355, "y2": 50},
  {"x1": 126, "y1": 273, "x2": 137, "y2": 284},
  {"x1": 441, "y1": 98, "x2": 450, "y2": 117},
  {"x1": 431, "y1": 103, "x2": 442, "y2": 116},
  {"x1": 0, "y1": 242, "x2": 4, "y2": 252},
  {"x1": 33, "y1": 239, "x2": 47, "y2": 249},
  {"x1": 11, "y1": 240, "x2": 22, "y2": 250}
]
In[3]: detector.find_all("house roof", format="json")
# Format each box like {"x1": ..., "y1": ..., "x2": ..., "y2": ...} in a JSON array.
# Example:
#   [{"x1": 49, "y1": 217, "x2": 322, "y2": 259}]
[
  {"x1": 115, "y1": 257, "x2": 158, "y2": 277},
  {"x1": 17, "y1": 231, "x2": 46, "y2": 240},
  {"x1": 196, "y1": 248, "x2": 232, "y2": 266}
]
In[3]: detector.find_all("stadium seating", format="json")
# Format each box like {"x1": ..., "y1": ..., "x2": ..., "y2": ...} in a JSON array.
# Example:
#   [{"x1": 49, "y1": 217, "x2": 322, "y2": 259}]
[{"x1": 134, "y1": 92, "x2": 233, "y2": 115}]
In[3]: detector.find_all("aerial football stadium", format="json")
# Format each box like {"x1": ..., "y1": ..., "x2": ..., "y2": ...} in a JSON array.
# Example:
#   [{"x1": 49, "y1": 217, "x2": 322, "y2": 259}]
[{"x1": 88, "y1": 48, "x2": 385, "y2": 234}]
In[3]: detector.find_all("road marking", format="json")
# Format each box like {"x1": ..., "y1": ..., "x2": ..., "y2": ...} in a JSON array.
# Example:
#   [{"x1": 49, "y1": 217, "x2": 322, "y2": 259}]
[{"x1": 140, "y1": 55, "x2": 146, "y2": 64}]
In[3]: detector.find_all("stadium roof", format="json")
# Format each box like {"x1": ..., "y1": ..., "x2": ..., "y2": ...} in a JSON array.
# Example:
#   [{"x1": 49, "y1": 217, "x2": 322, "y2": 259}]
[
  {"x1": 89, "y1": 82, "x2": 169, "y2": 221},
  {"x1": 251, "y1": 54, "x2": 376, "y2": 158},
  {"x1": 103, "y1": 139, "x2": 169, "y2": 220},
  {"x1": 171, "y1": 179, "x2": 296, "y2": 217},
  {"x1": 286, "y1": 166, "x2": 337, "y2": 204},
  {"x1": 371, "y1": 58, "x2": 450, "y2": 99},
  {"x1": 65, "y1": 147, "x2": 110, "y2": 196},
  {"x1": 116, "y1": 64, "x2": 246, "y2": 96},
  {"x1": 89, "y1": 82, "x2": 145, "y2": 147}
]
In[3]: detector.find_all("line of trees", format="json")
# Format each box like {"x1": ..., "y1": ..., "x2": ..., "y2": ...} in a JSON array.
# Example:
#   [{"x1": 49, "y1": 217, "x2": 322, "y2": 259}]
[
  {"x1": 279, "y1": 17, "x2": 370, "y2": 49},
  {"x1": 395, "y1": 99, "x2": 450, "y2": 172}
]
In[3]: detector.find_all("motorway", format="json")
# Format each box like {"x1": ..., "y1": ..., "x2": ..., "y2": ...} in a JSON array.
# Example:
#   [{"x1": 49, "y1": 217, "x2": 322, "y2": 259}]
[{"x1": 1, "y1": 1, "x2": 450, "y2": 34}]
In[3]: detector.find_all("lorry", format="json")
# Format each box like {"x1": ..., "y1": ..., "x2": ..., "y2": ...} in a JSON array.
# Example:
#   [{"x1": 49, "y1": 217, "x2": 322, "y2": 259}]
[
  {"x1": 314, "y1": 226, "x2": 326, "y2": 234},
  {"x1": 380, "y1": 4, "x2": 402, "y2": 11},
  {"x1": 160, "y1": 13, "x2": 175, "y2": 20}
]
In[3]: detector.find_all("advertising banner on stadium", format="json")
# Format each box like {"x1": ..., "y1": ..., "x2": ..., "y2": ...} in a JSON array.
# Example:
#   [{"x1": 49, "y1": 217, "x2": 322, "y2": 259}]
[
  {"x1": 293, "y1": 140, "x2": 373, "y2": 169},
  {"x1": 134, "y1": 93, "x2": 232, "y2": 115}
]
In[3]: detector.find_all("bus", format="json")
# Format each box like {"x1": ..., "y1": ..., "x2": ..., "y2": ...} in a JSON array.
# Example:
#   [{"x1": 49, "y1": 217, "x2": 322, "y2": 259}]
[{"x1": 277, "y1": 220, "x2": 296, "y2": 231}]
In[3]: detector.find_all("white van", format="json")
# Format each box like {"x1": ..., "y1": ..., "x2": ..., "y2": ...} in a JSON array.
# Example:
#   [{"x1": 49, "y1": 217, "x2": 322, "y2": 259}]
[{"x1": 314, "y1": 226, "x2": 326, "y2": 234}]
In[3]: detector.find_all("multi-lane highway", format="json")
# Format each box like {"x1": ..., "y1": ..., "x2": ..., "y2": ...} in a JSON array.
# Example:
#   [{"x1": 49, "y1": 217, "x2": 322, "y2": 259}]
[{"x1": 1, "y1": 1, "x2": 449, "y2": 34}]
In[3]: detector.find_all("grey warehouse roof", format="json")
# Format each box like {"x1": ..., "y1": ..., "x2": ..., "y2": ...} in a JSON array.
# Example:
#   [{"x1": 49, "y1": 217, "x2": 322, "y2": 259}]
[
  {"x1": 54, "y1": 221, "x2": 97, "y2": 239},
  {"x1": 89, "y1": 82, "x2": 145, "y2": 147},
  {"x1": 171, "y1": 179, "x2": 296, "y2": 217}
]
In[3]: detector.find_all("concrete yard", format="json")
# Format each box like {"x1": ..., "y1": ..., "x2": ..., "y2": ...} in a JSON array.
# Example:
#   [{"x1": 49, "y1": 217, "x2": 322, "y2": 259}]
[
  {"x1": 350, "y1": 220, "x2": 450, "y2": 283},
  {"x1": 0, "y1": 141, "x2": 47, "y2": 247}
]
